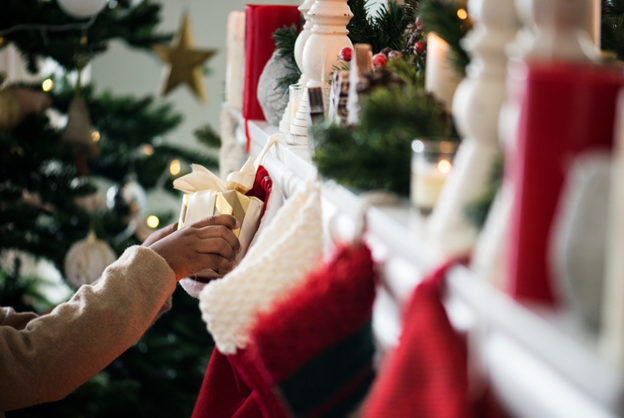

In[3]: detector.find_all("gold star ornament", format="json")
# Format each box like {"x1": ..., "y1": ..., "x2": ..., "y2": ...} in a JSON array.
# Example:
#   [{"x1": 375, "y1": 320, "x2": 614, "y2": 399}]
[{"x1": 152, "y1": 14, "x2": 216, "y2": 103}]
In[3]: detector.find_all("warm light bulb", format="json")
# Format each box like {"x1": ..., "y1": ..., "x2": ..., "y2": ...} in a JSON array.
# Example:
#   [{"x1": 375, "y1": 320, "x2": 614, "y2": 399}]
[
  {"x1": 142, "y1": 144, "x2": 154, "y2": 155},
  {"x1": 170, "y1": 159, "x2": 181, "y2": 176},
  {"x1": 438, "y1": 160, "x2": 452, "y2": 174},
  {"x1": 42, "y1": 79, "x2": 54, "y2": 92},
  {"x1": 147, "y1": 215, "x2": 160, "y2": 228},
  {"x1": 457, "y1": 9, "x2": 468, "y2": 20},
  {"x1": 92, "y1": 131, "x2": 100, "y2": 142}
]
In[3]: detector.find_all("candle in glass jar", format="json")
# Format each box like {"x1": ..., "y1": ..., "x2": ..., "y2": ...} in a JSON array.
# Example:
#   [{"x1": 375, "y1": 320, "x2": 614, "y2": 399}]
[
  {"x1": 412, "y1": 159, "x2": 452, "y2": 213},
  {"x1": 411, "y1": 139, "x2": 457, "y2": 215}
]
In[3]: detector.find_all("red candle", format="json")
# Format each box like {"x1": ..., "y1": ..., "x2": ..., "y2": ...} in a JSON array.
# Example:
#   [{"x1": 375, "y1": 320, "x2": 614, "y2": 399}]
[
  {"x1": 507, "y1": 61, "x2": 624, "y2": 305},
  {"x1": 243, "y1": 5, "x2": 301, "y2": 151}
]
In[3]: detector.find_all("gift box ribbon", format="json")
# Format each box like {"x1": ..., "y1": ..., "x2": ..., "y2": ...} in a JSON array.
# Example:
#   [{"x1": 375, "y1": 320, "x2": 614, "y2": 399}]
[{"x1": 173, "y1": 156, "x2": 258, "y2": 236}]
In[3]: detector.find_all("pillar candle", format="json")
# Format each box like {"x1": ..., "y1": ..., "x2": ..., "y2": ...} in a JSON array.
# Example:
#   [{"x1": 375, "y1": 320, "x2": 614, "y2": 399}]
[
  {"x1": 226, "y1": 11, "x2": 246, "y2": 110},
  {"x1": 602, "y1": 92, "x2": 624, "y2": 368},
  {"x1": 425, "y1": 33, "x2": 460, "y2": 112},
  {"x1": 506, "y1": 61, "x2": 624, "y2": 305}
]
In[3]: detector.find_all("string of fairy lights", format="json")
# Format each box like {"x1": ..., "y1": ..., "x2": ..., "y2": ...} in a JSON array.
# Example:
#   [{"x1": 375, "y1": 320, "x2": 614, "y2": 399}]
[{"x1": 1, "y1": 4, "x2": 185, "y2": 237}]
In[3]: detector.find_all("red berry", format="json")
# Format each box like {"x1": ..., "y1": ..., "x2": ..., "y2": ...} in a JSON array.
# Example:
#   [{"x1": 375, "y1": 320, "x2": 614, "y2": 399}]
[
  {"x1": 414, "y1": 41, "x2": 425, "y2": 55},
  {"x1": 339, "y1": 47, "x2": 352, "y2": 62},
  {"x1": 416, "y1": 16, "x2": 423, "y2": 29},
  {"x1": 372, "y1": 53, "x2": 387, "y2": 68}
]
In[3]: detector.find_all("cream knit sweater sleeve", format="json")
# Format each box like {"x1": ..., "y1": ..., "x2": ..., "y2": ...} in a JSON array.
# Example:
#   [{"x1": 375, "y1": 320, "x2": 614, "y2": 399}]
[{"x1": 0, "y1": 246, "x2": 176, "y2": 413}]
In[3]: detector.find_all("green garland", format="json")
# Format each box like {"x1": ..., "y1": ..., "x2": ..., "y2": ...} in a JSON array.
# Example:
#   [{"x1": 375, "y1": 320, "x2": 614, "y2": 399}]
[
  {"x1": 347, "y1": 0, "x2": 420, "y2": 53},
  {"x1": 0, "y1": 0, "x2": 172, "y2": 73},
  {"x1": 272, "y1": 24, "x2": 301, "y2": 94},
  {"x1": 313, "y1": 60, "x2": 457, "y2": 196}
]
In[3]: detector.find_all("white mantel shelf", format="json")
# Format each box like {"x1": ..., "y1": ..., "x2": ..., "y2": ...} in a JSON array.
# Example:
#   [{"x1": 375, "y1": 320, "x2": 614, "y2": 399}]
[{"x1": 228, "y1": 107, "x2": 622, "y2": 418}]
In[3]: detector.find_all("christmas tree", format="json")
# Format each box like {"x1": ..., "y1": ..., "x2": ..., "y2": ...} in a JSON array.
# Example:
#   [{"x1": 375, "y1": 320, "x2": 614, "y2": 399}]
[{"x1": 1, "y1": 1, "x2": 217, "y2": 416}]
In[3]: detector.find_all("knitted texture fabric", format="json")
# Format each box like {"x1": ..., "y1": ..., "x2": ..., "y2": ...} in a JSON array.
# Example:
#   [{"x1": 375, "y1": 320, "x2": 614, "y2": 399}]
[
  {"x1": 361, "y1": 261, "x2": 508, "y2": 418},
  {"x1": 191, "y1": 349, "x2": 262, "y2": 418},
  {"x1": 362, "y1": 261, "x2": 471, "y2": 418},
  {"x1": 233, "y1": 243, "x2": 377, "y2": 418},
  {"x1": 200, "y1": 180, "x2": 323, "y2": 355}
]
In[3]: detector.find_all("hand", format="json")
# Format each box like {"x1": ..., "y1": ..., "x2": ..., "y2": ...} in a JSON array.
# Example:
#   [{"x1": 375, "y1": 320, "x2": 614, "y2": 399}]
[
  {"x1": 148, "y1": 215, "x2": 241, "y2": 281},
  {"x1": 142, "y1": 222, "x2": 178, "y2": 247}
]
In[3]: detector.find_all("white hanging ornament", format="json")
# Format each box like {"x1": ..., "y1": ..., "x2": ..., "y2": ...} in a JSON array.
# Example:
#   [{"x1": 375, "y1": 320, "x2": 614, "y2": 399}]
[
  {"x1": 64, "y1": 230, "x2": 116, "y2": 288},
  {"x1": 57, "y1": 0, "x2": 109, "y2": 19}
]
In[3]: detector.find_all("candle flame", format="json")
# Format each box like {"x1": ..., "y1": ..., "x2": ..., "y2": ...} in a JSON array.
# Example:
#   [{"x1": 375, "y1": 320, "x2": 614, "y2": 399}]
[{"x1": 438, "y1": 160, "x2": 451, "y2": 174}]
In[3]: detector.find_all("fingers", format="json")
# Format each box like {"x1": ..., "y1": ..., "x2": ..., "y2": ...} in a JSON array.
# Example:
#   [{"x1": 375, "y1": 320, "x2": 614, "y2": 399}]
[
  {"x1": 195, "y1": 253, "x2": 234, "y2": 275},
  {"x1": 196, "y1": 225, "x2": 241, "y2": 254},
  {"x1": 195, "y1": 237, "x2": 238, "y2": 261},
  {"x1": 191, "y1": 215, "x2": 240, "y2": 230},
  {"x1": 143, "y1": 222, "x2": 179, "y2": 247}
]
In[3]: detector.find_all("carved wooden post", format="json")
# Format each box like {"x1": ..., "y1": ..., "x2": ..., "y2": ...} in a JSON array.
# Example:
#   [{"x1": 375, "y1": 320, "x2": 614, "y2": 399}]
[
  {"x1": 288, "y1": 0, "x2": 353, "y2": 145},
  {"x1": 280, "y1": 0, "x2": 316, "y2": 134},
  {"x1": 294, "y1": 0, "x2": 315, "y2": 86},
  {"x1": 427, "y1": 0, "x2": 520, "y2": 255}
]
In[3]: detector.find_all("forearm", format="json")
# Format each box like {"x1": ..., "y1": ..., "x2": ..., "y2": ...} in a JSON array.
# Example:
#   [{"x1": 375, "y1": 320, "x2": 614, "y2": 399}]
[{"x1": 0, "y1": 246, "x2": 176, "y2": 412}]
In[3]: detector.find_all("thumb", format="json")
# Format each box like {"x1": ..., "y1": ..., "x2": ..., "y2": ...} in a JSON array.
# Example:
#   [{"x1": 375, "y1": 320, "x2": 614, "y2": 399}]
[{"x1": 142, "y1": 222, "x2": 178, "y2": 247}]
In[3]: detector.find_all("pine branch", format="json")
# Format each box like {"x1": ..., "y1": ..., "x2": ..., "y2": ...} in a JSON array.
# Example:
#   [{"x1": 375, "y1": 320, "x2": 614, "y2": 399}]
[
  {"x1": 194, "y1": 124, "x2": 221, "y2": 148},
  {"x1": 347, "y1": 0, "x2": 423, "y2": 54},
  {"x1": 314, "y1": 77, "x2": 457, "y2": 196},
  {"x1": 0, "y1": 0, "x2": 172, "y2": 73},
  {"x1": 272, "y1": 25, "x2": 301, "y2": 94}
]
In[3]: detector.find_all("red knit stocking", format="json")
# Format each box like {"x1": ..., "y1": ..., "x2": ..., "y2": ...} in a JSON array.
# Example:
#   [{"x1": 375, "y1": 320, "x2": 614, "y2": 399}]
[{"x1": 362, "y1": 261, "x2": 508, "y2": 418}]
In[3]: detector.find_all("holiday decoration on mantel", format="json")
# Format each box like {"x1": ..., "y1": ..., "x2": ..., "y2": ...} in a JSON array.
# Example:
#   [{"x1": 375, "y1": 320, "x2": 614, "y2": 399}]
[
  {"x1": 362, "y1": 261, "x2": 507, "y2": 418},
  {"x1": 257, "y1": 25, "x2": 300, "y2": 126},
  {"x1": 289, "y1": 0, "x2": 354, "y2": 146},
  {"x1": 192, "y1": 179, "x2": 323, "y2": 417},
  {"x1": 152, "y1": 14, "x2": 216, "y2": 103},
  {"x1": 243, "y1": 4, "x2": 301, "y2": 150},
  {"x1": 200, "y1": 179, "x2": 323, "y2": 355},
  {"x1": 225, "y1": 11, "x2": 246, "y2": 111},
  {"x1": 426, "y1": 0, "x2": 519, "y2": 257},
  {"x1": 233, "y1": 243, "x2": 377, "y2": 418}
]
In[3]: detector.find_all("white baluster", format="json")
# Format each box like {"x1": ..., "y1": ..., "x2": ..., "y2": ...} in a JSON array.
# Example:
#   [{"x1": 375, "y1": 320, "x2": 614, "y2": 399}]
[
  {"x1": 514, "y1": 0, "x2": 596, "y2": 60},
  {"x1": 427, "y1": 0, "x2": 520, "y2": 256},
  {"x1": 295, "y1": 0, "x2": 316, "y2": 86},
  {"x1": 225, "y1": 11, "x2": 246, "y2": 111},
  {"x1": 280, "y1": 0, "x2": 316, "y2": 135},
  {"x1": 288, "y1": 0, "x2": 353, "y2": 145}
]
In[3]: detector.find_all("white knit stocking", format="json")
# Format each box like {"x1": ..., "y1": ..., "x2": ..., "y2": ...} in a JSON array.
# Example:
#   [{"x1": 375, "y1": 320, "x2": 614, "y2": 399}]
[{"x1": 199, "y1": 180, "x2": 323, "y2": 354}]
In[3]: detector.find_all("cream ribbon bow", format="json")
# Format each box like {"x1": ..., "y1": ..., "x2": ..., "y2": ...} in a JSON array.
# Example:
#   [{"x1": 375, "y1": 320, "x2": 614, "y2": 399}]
[{"x1": 173, "y1": 134, "x2": 279, "y2": 195}]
